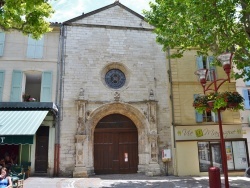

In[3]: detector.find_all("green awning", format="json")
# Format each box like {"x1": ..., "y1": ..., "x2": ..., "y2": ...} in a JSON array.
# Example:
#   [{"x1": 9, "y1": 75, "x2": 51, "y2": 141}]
[
  {"x1": 0, "y1": 135, "x2": 33, "y2": 144},
  {"x1": 0, "y1": 110, "x2": 48, "y2": 136}
]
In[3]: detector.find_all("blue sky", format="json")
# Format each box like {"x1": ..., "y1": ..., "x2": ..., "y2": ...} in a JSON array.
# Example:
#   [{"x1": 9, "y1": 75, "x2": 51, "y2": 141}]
[{"x1": 49, "y1": 0, "x2": 154, "y2": 22}]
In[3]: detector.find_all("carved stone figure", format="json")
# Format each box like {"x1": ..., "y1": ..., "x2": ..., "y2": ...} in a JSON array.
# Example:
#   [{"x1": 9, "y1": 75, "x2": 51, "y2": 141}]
[
  {"x1": 78, "y1": 88, "x2": 85, "y2": 100},
  {"x1": 114, "y1": 91, "x2": 120, "y2": 101},
  {"x1": 149, "y1": 89, "x2": 154, "y2": 100}
]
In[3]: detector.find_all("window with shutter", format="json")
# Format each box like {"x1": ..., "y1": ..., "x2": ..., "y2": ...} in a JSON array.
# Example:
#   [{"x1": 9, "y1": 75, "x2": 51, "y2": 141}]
[
  {"x1": 242, "y1": 89, "x2": 250, "y2": 109},
  {"x1": 40, "y1": 71, "x2": 52, "y2": 102},
  {"x1": 196, "y1": 56, "x2": 215, "y2": 81},
  {"x1": 10, "y1": 70, "x2": 23, "y2": 102},
  {"x1": 245, "y1": 67, "x2": 250, "y2": 86},
  {"x1": 0, "y1": 32, "x2": 5, "y2": 56},
  {"x1": 194, "y1": 94, "x2": 216, "y2": 123},
  {"x1": 0, "y1": 70, "x2": 5, "y2": 101},
  {"x1": 27, "y1": 35, "x2": 44, "y2": 58}
]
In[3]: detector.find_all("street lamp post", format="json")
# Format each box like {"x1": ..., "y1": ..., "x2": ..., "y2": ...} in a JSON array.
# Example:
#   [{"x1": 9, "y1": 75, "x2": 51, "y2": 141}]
[{"x1": 195, "y1": 53, "x2": 234, "y2": 188}]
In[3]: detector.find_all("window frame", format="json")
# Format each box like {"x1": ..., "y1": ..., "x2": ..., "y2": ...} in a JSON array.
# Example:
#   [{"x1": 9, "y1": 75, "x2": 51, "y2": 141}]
[{"x1": 197, "y1": 139, "x2": 249, "y2": 172}]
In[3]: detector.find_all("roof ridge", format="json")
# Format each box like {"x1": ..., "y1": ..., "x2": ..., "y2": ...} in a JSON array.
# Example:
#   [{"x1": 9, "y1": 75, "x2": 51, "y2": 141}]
[{"x1": 63, "y1": 1, "x2": 144, "y2": 24}]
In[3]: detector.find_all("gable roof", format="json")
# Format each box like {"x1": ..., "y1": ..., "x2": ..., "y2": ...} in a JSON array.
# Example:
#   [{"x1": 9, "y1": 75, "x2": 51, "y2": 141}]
[{"x1": 64, "y1": 1, "x2": 145, "y2": 24}]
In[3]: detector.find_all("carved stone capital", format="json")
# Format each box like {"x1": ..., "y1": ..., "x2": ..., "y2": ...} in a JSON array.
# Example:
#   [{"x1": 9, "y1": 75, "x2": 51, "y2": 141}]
[{"x1": 75, "y1": 135, "x2": 87, "y2": 142}]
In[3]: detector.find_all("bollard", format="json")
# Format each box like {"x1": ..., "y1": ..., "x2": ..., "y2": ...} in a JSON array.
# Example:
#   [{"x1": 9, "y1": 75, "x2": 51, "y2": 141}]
[{"x1": 209, "y1": 166, "x2": 221, "y2": 188}]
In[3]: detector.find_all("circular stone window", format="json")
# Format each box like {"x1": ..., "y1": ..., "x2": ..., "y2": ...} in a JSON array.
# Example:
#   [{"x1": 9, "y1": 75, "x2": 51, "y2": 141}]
[{"x1": 105, "y1": 69, "x2": 126, "y2": 89}]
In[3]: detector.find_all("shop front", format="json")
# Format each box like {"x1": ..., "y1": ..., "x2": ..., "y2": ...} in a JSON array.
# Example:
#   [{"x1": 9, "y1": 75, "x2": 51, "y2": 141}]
[
  {"x1": 0, "y1": 102, "x2": 58, "y2": 176},
  {"x1": 175, "y1": 124, "x2": 249, "y2": 176}
]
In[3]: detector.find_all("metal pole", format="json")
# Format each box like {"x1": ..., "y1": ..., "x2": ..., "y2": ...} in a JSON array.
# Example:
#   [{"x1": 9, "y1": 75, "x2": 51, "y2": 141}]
[{"x1": 217, "y1": 109, "x2": 229, "y2": 188}]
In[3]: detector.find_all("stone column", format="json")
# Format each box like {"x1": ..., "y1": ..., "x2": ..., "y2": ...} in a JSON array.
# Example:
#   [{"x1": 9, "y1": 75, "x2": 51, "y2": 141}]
[
  {"x1": 76, "y1": 100, "x2": 87, "y2": 134},
  {"x1": 146, "y1": 99, "x2": 161, "y2": 176},
  {"x1": 73, "y1": 96, "x2": 93, "y2": 177},
  {"x1": 145, "y1": 132, "x2": 161, "y2": 176}
]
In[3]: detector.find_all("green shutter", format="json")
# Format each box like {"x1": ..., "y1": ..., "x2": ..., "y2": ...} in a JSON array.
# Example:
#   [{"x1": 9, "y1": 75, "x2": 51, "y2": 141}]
[
  {"x1": 243, "y1": 89, "x2": 250, "y2": 109},
  {"x1": 245, "y1": 67, "x2": 250, "y2": 86},
  {"x1": 0, "y1": 70, "x2": 5, "y2": 101},
  {"x1": 27, "y1": 35, "x2": 44, "y2": 58},
  {"x1": 35, "y1": 36, "x2": 44, "y2": 58},
  {"x1": 211, "y1": 111, "x2": 218, "y2": 122},
  {"x1": 208, "y1": 56, "x2": 216, "y2": 81},
  {"x1": 41, "y1": 71, "x2": 52, "y2": 102},
  {"x1": 0, "y1": 32, "x2": 5, "y2": 56},
  {"x1": 196, "y1": 56, "x2": 203, "y2": 69},
  {"x1": 10, "y1": 70, "x2": 23, "y2": 102},
  {"x1": 194, "y1": 94, "x2": 203, "y2": 122},
  {"x1": 27, "y1": 36, "x2": 36, "y2": 58}
]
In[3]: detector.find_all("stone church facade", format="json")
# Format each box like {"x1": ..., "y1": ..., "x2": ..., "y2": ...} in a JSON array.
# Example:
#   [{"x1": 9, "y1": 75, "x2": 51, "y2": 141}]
[{"x1": 59, "y1": 2, "x2": 172, "y2": 177}]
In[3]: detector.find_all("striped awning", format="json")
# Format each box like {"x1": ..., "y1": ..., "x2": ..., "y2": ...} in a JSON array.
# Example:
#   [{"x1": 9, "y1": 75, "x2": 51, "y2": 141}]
[{"x1": 0, "y1": 111, "x2": 48, "y2": 135}]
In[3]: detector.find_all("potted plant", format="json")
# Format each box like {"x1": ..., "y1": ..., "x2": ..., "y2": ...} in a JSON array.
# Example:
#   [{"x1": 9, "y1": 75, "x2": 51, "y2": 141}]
[
  {"x1": 28, "y1": 97, "x2": 36, "y2": 102},
  {"x1": 213, "y1": 92, "x2": 227, "y2": 110},
  {"x1": 193, "y1": 91, "x2": 244, "y2": 113},
  {"x1": 207, "y1": 92, "x2": 218, "y2": 107},
  {"x1": 223, "y1": 91, "x2": 244, "y2": 110},
  {"x1": 193, "y1": 95, "x2": 211, "y2": 114},
  {"x1": 22, "y1": 94, "x2": 30, "y2": 102}
]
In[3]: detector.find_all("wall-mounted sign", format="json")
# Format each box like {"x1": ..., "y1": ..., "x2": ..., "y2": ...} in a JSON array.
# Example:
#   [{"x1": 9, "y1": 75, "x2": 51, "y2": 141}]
[
  {"x1": 175, "y1": 125, "x2": 242, "y2": 141},
  {"x1": 162, "y1": 149, "x2": 171, "y2": 161},
  {"x1": 124, "y1": 153, "x2": 128, "y2": 162}
]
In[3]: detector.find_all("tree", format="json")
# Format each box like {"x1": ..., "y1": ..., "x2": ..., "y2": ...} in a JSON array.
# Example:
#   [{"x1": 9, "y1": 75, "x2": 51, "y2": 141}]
[
  {"x1": 0, "y1": 0, "x2": 55, "y2": 39},
  {"x1": 143, "y1": 0, "x2": 250, "y2": 81}
]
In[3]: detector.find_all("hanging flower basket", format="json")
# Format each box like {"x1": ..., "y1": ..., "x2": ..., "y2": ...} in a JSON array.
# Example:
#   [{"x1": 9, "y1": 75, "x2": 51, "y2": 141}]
[
  {"x1": 207, "y1": 100, "x2": 215, "y2": 107},
  {"x1": 227, "y1": 102, "x2": 238, "y2": 108},
  {"x1": 193, "y1": 91, "x2": 244, "y2": 114},
  {"x1": 193, "y1": 95, "x2": 212, "y2": 114},
  {"x1": 219, "y1": 107, "x2": 227, "y2": 111}
]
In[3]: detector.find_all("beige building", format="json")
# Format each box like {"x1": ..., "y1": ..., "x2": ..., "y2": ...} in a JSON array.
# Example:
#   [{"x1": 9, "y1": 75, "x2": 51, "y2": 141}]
[
  {"x1": 235, "y1": 68, "x2": 250, "y2": 161},
  {"x1": 58, "y1": 2, "x2": 172, "y2": 177},
  {"x1": 170, "y1": 50, "x2": 249, "y2": 176},
  {"x1": 0, "y1": 24, "x2": 60, "y2": 176}
]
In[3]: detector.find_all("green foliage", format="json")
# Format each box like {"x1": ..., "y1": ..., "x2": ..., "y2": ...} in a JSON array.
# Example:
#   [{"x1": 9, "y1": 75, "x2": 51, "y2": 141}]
[
  {"x1": 193, "y1": 91, "x2": 244, "y2": 113},
  {"x1": 193, "y1": 95, "x2": 212, "y2": 114},
  {"x1": 0, "y1": 0, "x2": 55, "y2": 39},
  {"x1": 143, "y1": 0, "x2": 250, "y2": 81}
]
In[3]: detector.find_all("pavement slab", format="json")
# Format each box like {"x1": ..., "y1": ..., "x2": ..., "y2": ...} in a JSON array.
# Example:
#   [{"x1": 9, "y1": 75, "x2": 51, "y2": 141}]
[{"x1": 23, "y1": 174, "x2": 250, "y2": 188}]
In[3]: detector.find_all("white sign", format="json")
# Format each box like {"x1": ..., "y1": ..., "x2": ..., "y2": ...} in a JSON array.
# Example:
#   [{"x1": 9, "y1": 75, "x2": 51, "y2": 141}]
[
  {"x1": 0, "y1": 137, "x2": 5, "y2": 143},
  {"x1": 175, "y1": 125, "x2": 242, "y2": 141},
  {"x1": 162, "y1": 149, "x2": 171, "y2": 159}
]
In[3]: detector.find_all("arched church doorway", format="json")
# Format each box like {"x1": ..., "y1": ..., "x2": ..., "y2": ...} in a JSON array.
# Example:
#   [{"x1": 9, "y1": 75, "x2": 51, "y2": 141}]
[{"x1": 94, "y1": 114, "x2": 138, "y2": 174}]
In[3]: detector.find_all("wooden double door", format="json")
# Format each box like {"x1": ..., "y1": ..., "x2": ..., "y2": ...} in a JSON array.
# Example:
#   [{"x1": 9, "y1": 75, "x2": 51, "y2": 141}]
[{"x1": 94, "y1": 114, "x2": 138, "y2": 174}]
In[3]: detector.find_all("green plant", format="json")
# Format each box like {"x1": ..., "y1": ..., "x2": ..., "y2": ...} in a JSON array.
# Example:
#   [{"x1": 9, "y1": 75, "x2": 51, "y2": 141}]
[
  {"x1": 207, "y1": 92, "x2": 217, "y2": 101},
  {"x1": 213, "y1": 96, "x2": 227, "y2": 110},
  {"x1": 193, "y1": 95, "x2": 211, "y2": 114},
  {"x1": 193, "y1": 91, "x2": 244, "y2": 113},
  {"x1": 223, "y1": 91, "x2": 244, "y2": 103}
]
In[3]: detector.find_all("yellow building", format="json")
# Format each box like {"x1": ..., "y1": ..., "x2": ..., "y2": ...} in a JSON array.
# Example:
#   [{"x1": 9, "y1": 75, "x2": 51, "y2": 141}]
[{"x1": 169, "y1": 50, "x2": 249, "y2": 176}]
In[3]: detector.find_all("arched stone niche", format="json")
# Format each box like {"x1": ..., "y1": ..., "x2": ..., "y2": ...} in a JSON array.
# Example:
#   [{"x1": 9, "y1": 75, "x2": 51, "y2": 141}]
[{"x1": 73, "y1": 101, "x2": 161, "y2": 177}]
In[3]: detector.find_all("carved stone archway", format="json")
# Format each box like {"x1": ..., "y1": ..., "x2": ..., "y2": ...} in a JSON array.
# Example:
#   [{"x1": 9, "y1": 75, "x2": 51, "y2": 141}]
[{"x1": 73, "y1": 101, "x2": 161, "y2": 177}]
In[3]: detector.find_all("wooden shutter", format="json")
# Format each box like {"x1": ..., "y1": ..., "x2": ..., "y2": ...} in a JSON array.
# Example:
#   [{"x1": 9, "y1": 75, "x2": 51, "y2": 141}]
[
  {"x1": 243, "y1": 89, "x2": 250, "y2": 109},
  {"x1": 40, "y1": 71, "x2": 52, "y2": 102},
  {"x1": 211, "y1": 112, "x2": 218, "y2": 122},
  {"x1": 194, "y1": 94, "x2": 203, "y2": 122},
  {"x1": 0, "y1": 32, "x2": 5, "y2": 56},
  {"x1": 0, "y1": 70, "x2": 5, "y2": 101},
  {"x1": 27, "y1": 35, "x2": 44, "y2": 58},
  {"x1": 27, "y1": 36, "x2": 36, "y2": 58},
  {"x1": 10, "y1": 70, "x2": 23, "y2": 102},
  {"x1": 196, "y1": 56, "x2": 203, "y2": 69},
  {"x1": 35, "y1": 36, "x2": 44, "y2": 58},
  {"x1": 245, "y1": 67, "x2": 250, "y2": 86},
  {"x1": 208, "y1": 56, "x2": 216, "y2": 81}
]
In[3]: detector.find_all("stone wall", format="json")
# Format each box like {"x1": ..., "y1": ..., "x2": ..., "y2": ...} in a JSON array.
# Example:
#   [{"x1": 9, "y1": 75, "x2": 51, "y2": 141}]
[{"x1": 59, "y1": 4, "x2": 172, "y2": 176}]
